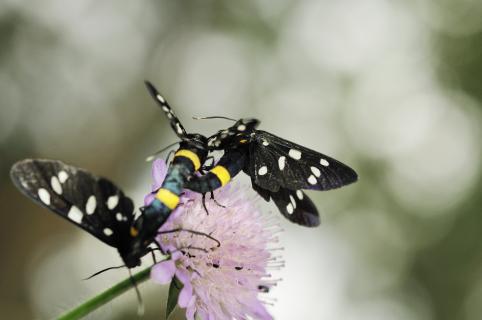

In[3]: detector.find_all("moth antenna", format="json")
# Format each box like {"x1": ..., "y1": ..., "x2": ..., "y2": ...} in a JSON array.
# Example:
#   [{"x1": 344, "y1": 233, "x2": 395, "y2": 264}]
[
  {"x1": 165, "y1": 149, "x2": 176, "y2": 165},
  {"x1": 128, "y1": 268, "x2": 145, "y2": 316},
  {"x1": 158, "y1": 228, "x2": 221, "y2": 247},
  {"x1": 145, "y1": 141, "x2": 180, "y2": 162},
  {"x1": 192, "y1": 116, "x2": 236, "y2": 122},
  {"x1": 83, "y1": 264, "x2": 126, "y2": 280}
]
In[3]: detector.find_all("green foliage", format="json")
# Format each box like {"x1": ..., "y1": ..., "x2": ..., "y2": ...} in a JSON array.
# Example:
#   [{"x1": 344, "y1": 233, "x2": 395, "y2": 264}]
[{"x1": 166, "y1": 277, "x2": 183, "y2": 319}]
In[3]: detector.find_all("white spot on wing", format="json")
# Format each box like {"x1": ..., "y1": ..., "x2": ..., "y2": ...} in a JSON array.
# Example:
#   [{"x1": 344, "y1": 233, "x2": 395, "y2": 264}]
[
  {"x1": 296, "y1": 190, "x2": 304, "y2": 200},
  {"x1": 278, "y1": 156, "x2": 286, "y2": 170},
  {"x1": 286, "y1": 203, "x2": 294, "y2": 214},
  {"x1": 103, "y1": 228, "x2": 113, "y2": 236},
  {"x1": 320, "y1": 158, "x2": 329, "y2": 166},
  {"x1": 107, "y1": 195, "x2": 119, "y2": 210},
  {"x1": 237, "y1": 124, "x2": 246, "y2": 131},
  {"x1": 262, "y1": 139, "x2": 269, "y2": 146},
  {"x1": 288, "y1": 149, "x2": 302, "y2": 160},
  {"x1": 116, "y1": 213, "x2": 123, "y2": 221},
  {"x1": 311, "y1": 166, "x2": 321, "y2": 177},
  {"x1": 51, "y1": 176, "x2": 62, "y2": 195},
  {"x1": 176, "y1": 123, "x2": 184, "y2": 134},
  {"x1": 258, "y1": 166, "x2": 268, "y2": 176},
  {"x1": 86, "y1": 196, "x2": 96, "y2": 215},
  {"x1": 58, "y1": 171, "x2": 69, "y2": 183},
  {"x1": 38, "y1": 188, "x2": 50, "y2": 205},
  {"x1": 308, "y1": 175, "x2": 317, "y2": 185},
  {"x1": 67, "y1": 206, "x2": 83, "y2": 224},
  {"x1": 161, "y1": 106, "x2": 169, "y2": 112},
  {"x1": 289, "y1": 195, "x2": 297, "y2": 209},
  {"x1": 156, "y1": 94, "x2": 165, "y2": 103}
]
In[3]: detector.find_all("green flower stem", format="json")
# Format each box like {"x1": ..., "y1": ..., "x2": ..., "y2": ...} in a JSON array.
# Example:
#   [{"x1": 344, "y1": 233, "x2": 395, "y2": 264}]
[{"x1": 57, "y1": 266, "x2": 151, "y2": 320}]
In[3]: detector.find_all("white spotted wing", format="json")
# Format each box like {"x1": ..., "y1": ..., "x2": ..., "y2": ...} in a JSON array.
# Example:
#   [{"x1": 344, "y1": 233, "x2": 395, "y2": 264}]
[
  {"x1": 10, "y1": 159, "x2": 135, "y2": 247},
  {"x1": 144, "y1": 81, "x2": 187, "y2": 139},
  {"x1": 249, "y1": 131, "x2": 358, "y2": 192},
  {"x1": 252, "y1": 183, "x2": 320, "y2": 227}
]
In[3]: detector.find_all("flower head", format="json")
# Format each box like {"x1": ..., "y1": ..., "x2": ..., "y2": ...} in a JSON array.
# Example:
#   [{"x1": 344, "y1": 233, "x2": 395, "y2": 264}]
[{"x1": 146, "y1": 159, "x2": 282, "y2": 320}]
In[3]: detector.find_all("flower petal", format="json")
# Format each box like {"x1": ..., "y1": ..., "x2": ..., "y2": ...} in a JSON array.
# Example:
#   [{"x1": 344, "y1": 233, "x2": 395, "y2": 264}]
[
  {"x1": 251, "y1": 300, "x2": 273, "y2": 320},
  {"x1": 144, "y1": 192, "x2": 155, "y2": 206},
  {"x1": 178, "y1": 281, "x2": 193, "y2": 308},
  {"x1": 151, "y1": 159, "x2": 168, "y2": 190},
  {"x1": 185, "y1": 296, "x2": 197, "y2": 320},
  {"x1": 196, "y1": 309, "x2": 208, "y2": 320},
  {"x1": 174, "y1": 268, "x2": 191, "y2": 285},
  {"x1": 150, "y1": 260, "x2": 176, "y2": 284}
]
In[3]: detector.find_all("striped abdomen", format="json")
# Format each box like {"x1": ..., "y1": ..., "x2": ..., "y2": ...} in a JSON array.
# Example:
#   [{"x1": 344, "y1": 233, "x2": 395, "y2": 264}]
[
  {"x1": 142, "y1": 148, "x2": 203, "y2": 226},
  {"x1": 186, "y1": 148, "x2": 247, "y2": 193}
]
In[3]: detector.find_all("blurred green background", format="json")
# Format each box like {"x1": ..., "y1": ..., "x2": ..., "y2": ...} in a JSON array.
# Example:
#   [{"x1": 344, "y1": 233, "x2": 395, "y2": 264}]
[{"x1": 1, "y1": 1, "x2": 481, "y2": 319}]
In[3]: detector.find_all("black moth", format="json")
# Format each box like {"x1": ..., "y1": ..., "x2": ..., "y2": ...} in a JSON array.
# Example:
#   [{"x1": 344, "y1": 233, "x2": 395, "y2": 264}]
[
  {"x1": 10, "y1": 159, "x2": 155, "y2": 268},
  {"x1": 143, "y1": 81, "x2": 358, "y2": 227},
  {"x1": 186, "y1": 118, "x2": 358, "y2": 227}
]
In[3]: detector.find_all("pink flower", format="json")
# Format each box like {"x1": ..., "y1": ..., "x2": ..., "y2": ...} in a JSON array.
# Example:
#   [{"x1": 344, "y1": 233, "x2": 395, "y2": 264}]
[
  {"x1": 147, "y1": 159, "x2": 282, "y2": 320},
  {"x1": 144, "y1": 159, "x2": 168, "y2": 206}
]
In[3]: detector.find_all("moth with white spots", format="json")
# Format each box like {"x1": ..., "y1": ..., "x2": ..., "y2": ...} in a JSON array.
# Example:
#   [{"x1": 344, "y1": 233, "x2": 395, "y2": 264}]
[
  {"x1": 201, "y1": 118, "x2": 358, "y2": 227},
  {"x1": 10, "y1": 159, "x2": 159, "y2": 268},
  {"x1": 144, "y1": 80, "x2": 357, "y2": 228}
]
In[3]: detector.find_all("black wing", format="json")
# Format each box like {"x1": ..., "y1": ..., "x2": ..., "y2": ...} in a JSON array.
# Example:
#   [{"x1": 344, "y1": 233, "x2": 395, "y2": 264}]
[
  {"x1": 252, "y1": 183, "x2": 320, "y2": 227},
  {"x1": 10, "y1": 159, "x2": 135, "y2": 247},
  {"x1": 145, "y1": 81, "x2": 187, "y2": 139},
  {"x1": 249, "y1": 131, "x2": 358, "y2": 192}
]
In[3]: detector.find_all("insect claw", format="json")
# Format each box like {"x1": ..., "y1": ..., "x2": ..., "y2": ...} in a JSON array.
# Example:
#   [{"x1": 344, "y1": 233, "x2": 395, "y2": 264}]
[
  {"x1": 201, "y1": 193, "x2": 210, "y2": 215},
  {"x1": 210, "y1": 190, "x2": 226, "y2": 208}
]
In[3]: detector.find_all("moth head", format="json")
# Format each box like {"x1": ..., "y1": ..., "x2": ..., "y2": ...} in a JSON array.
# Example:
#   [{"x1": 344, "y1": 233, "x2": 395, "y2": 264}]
[
  {"x1": 207, "y1": 118, "x2": 260, "y2": 150},
  {"x1": 183, "y1": 133, "x2": 208, "y2": 147},
  {"x1": 232, "y1": 118, "x2": 260, "y2": 133}
]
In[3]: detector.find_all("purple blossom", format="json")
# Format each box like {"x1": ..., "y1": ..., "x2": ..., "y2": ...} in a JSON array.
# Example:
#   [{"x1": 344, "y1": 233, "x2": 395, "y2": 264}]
[
  {"x1": 146, "y1": 159, "x2": 282, "y2": 320},
  {"x1": 144, "y1": 159, "x2": 168, "y2": 206}
]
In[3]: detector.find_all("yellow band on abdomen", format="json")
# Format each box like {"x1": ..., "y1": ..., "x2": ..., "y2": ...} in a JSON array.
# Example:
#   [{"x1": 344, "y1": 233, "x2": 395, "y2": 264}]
[
  {"x1": 174, "y1": 149, "x2": 201, "y2": 171},
  {"x1": 155, "y1": 188, "x2": 180, "y2": 210},
  {"x1": 211, "y1": 165, "x2": 231, "y2": 186}
]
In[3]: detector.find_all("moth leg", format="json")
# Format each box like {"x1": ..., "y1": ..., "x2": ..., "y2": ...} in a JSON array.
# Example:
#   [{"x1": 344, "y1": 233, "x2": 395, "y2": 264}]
[
  {"x1": 210, "y1": 190, "x2": 226, "y2": 208},
  {"x1": 175, "y1": 245, "x2": 209, "y2": 254},
  {"x1": 158, "y1": 228, "x2": 220, "y2": 247},
  {"x1": 150, "y1": 248, "x2": 158, "y2": 264},
  {"x1": 201, "y1": 193, "x2": 210, "y2": 215},
  {"x1": 186, "y1": 265, "x2": 202, "y2": 277}
]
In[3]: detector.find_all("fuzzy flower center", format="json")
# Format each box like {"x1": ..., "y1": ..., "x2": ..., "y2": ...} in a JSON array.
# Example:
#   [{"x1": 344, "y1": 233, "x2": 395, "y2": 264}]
[{"x1": 147, "y1": 159, "x2": 282, "y2": 320}]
